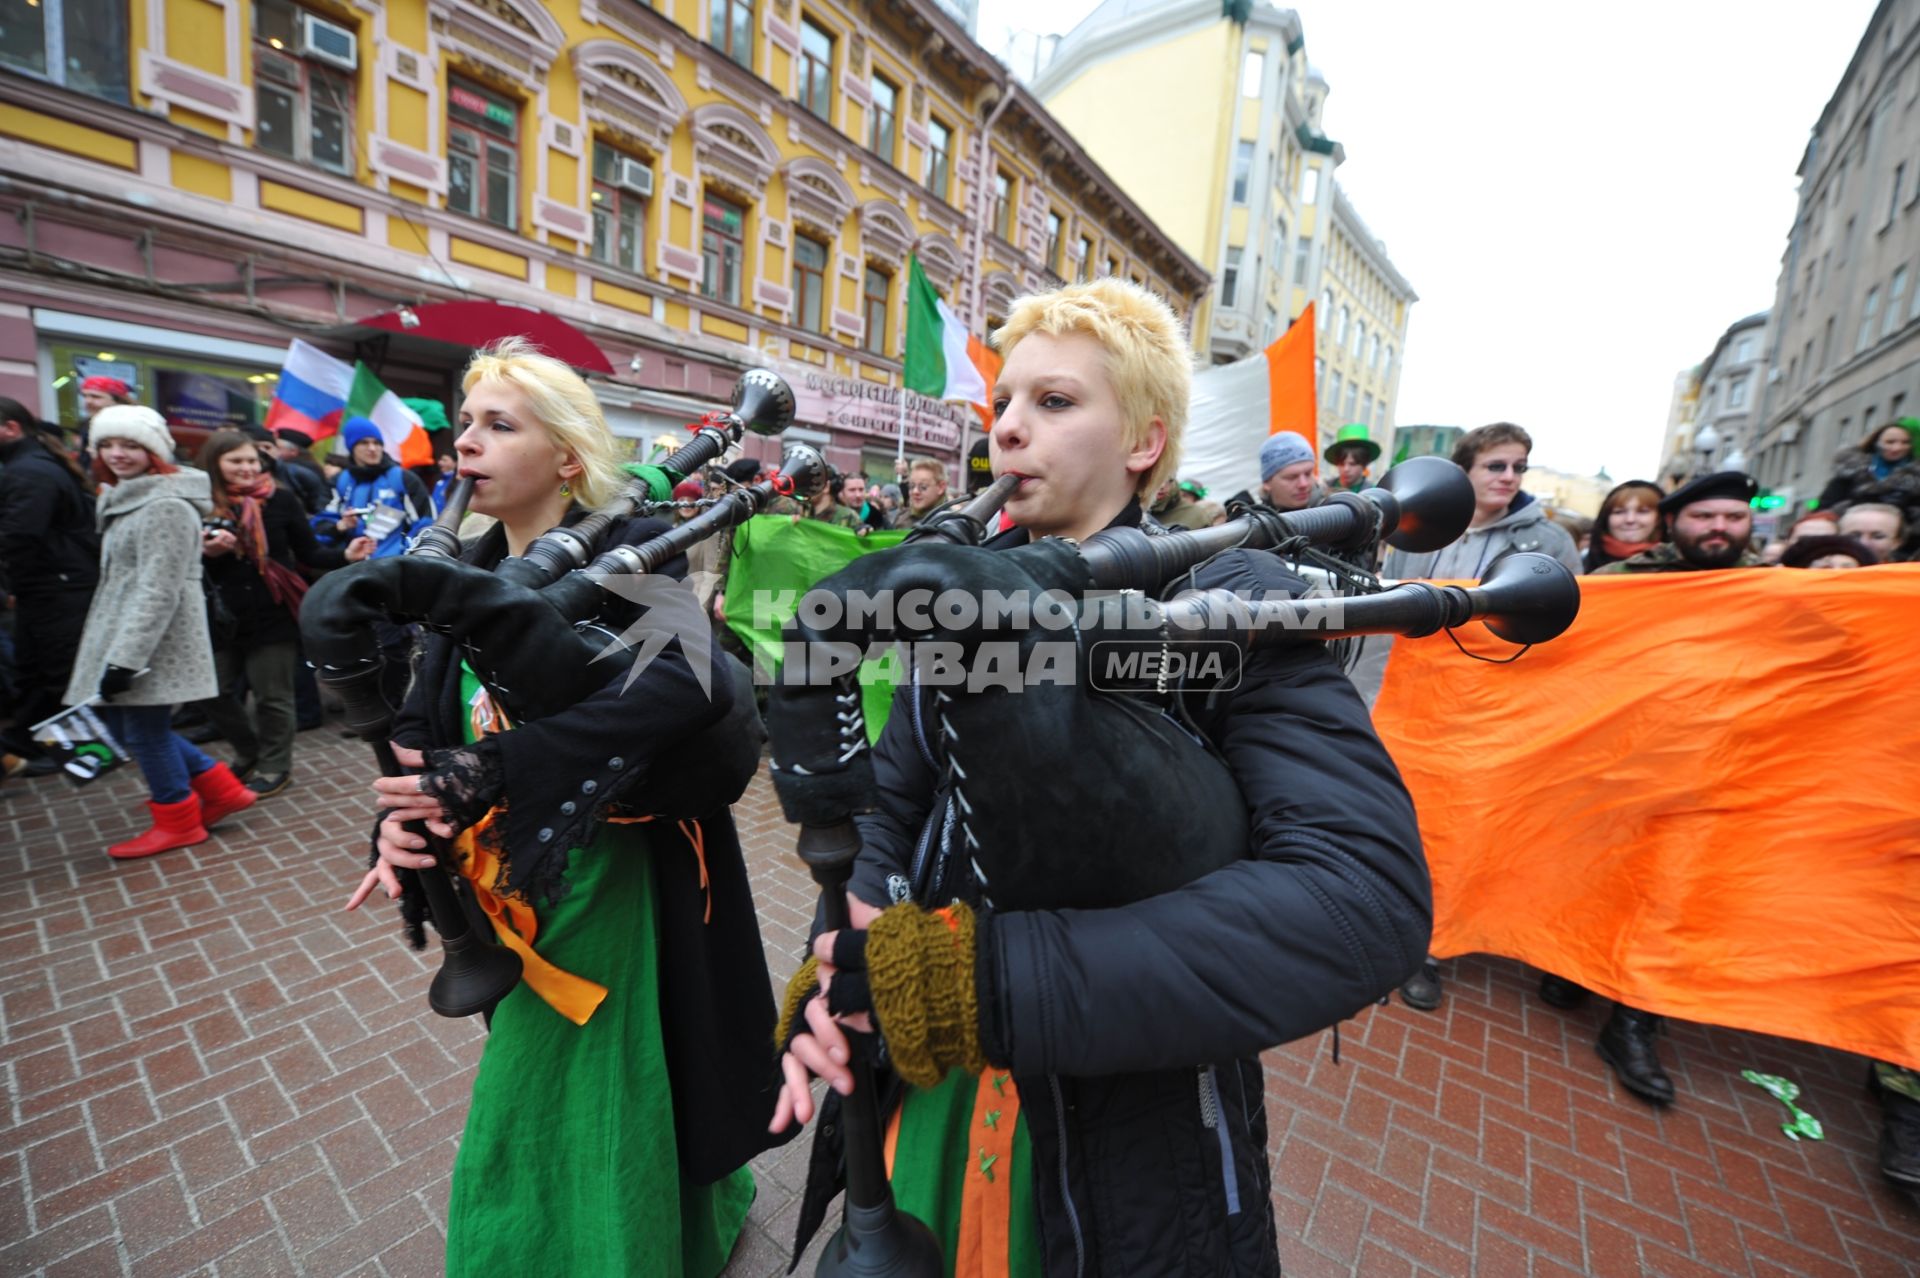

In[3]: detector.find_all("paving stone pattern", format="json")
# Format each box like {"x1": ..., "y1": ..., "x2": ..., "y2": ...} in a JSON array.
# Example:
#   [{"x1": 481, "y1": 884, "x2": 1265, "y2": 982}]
[{"x1": 2, "y1": 729, "x2": 1915, "y2": 1276}]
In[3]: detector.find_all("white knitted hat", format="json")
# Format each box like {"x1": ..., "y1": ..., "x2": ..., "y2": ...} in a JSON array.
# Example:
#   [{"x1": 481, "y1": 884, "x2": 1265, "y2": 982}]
[{"x1": 89, "y1": 405, "x2": 175, "y2": 461}]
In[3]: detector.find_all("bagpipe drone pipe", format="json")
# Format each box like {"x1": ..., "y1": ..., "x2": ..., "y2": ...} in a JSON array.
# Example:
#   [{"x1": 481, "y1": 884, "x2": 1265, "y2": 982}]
[
  {"x1": 300, "y1": 369, "x2": 806, "y2": 1017},
  {"x1": 764, "y1": 455, "x2": 1581, "y2": 915}
]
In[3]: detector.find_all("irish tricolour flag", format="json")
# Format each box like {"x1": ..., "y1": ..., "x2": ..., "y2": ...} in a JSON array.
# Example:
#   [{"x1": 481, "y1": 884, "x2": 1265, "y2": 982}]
[
  {"x1": 265, "y1": 340, "x2": 433, "y2": 466},
  {"x1": 902, "y1": 255, "x2": 996, "y2": 416}
]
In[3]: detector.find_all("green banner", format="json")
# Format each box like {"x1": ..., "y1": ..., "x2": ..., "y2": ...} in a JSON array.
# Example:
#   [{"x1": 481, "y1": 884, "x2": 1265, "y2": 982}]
[{"x1": 723, "y1": 515, "x2": 908, "y2": 741}]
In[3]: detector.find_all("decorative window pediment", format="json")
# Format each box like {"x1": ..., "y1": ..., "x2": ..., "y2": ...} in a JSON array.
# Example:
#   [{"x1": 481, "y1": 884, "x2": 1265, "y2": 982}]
[
  {"x1": 575, "y1": 39, "x2": 685, "y2": 155},
  {"x1": 981, "y1": 270, "x2": 1020, "y2": 317},
  {"x1": 430, "y1": 0, "x2": 565, "y2": 87},
  {"x1": 782, "y1": 156, "x2": 855, "y2": 239},
  {"x1": 692, "y1": 102, "x2": 779, "y2": 198},
  {"x1": 915, "y1": 232, "x2": 963, "y2": 292},
  {"x1": 859, "y1": 198, "x2": 913, "y2": 269}
]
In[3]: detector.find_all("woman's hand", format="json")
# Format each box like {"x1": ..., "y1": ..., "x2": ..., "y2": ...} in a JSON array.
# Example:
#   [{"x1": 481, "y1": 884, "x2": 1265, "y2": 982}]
[
  {"x1": 770, "y1": 894, "x2": 884, "y2": 1133},
  {"x1": 345, "y1": 745, "x2": 441, "y2": 912},
  {"x1": 201, "y1": 528, "x2": 238, "y2": 557},
  {"x1": 344, "y1": 536, "x2": 376, "y2": 563}
]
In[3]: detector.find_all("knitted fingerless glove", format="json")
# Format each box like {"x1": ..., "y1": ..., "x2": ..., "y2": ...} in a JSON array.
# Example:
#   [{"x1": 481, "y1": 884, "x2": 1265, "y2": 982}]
[
  {"x1": 866, "y1": 901, "x2": 986, "y2": 1088},
  {"x1": 775, "y1": 955, "x2": 820, "y2": 1052}
]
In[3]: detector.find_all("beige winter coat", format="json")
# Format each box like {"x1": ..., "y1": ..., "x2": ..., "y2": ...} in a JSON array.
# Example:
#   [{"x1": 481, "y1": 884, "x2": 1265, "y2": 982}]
[{"x1": 63, "y1": 469, "x2": 219, "y2": 707}]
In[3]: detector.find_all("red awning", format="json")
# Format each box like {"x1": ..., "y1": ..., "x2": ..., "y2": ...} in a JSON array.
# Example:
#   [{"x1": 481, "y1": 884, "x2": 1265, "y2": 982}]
[{"x1": 358, "y1": 301, "x2": 615, "y2": 374}]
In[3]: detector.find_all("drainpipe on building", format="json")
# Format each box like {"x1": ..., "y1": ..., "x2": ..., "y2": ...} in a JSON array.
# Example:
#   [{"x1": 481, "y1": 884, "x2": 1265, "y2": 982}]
[{"x1": 959, "y1": 76, "x2": 1016, "y2": 476}]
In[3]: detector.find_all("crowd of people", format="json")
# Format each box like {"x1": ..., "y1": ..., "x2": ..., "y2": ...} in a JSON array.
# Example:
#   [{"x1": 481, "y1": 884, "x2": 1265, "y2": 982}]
[
  {"x1": 1148, "y1": 412, "x2": 1917, "y2": 1193},
  {"x1": 1, "y1": 294, "x2": 1914, "y2": 1274}
]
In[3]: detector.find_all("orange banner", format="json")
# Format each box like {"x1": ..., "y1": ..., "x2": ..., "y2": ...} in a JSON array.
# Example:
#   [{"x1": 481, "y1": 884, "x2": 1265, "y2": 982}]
[
  {"x1": 1264, "y1": 301, "x2": 1317, "y2": 438},
  {"x1": 1373, "y1": 566, "x2": 1920, "y2": 1071}
]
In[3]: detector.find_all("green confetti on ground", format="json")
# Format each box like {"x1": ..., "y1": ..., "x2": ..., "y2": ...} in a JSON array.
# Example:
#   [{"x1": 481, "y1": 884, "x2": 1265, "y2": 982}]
[{"x1": 1741, "y1": 1069, "x2": 1825, "y2": 1141}]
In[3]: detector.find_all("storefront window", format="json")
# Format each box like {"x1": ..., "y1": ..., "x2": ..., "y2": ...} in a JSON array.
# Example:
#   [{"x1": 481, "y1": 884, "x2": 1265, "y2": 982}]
[{"x1": 48, "y1": 343, "x2": 278, "y2": 456}]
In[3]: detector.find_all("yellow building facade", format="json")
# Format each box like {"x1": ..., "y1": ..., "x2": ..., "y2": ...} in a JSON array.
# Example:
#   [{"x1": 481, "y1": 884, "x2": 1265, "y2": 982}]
[
  {"x1": 1031, "y1": 0, "x2": 1415, "y2": 458},
  {"x1": 0, "y1": 0, "x2": 1205, "y2": 477}
]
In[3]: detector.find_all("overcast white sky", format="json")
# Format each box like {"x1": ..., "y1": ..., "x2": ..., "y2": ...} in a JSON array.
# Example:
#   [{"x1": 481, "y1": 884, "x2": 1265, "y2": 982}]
[{"x1": 976, "y1": 0, "x2": 1881, "y2": 478}]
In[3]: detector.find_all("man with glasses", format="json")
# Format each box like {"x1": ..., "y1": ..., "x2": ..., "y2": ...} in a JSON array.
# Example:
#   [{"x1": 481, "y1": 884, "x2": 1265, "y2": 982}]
[
  {"x1": 892, "y1": 458, "x2": 951, "y2": 530},
  {"x1": 1380, "y1": 421, "x2": 1581, "y2": 1013}
]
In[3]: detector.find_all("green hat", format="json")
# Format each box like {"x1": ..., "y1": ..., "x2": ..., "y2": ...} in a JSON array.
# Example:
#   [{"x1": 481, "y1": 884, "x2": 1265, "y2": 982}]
[
  {"x1": 1324, "y1": 423, "x2": 1381, "y2": 465},
  {"x1": 401, "y1": 397, "x2": 453, "y2": 433}
]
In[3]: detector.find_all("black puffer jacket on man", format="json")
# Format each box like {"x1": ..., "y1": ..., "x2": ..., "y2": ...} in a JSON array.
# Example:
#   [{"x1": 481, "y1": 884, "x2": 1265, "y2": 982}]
[{"x1": 793, "y1": 504, "x2": 1432, "y2": 1277}]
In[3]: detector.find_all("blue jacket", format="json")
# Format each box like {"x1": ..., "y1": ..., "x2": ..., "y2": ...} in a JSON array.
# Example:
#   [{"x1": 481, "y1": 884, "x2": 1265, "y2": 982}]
[{"x1": 327, "y1": 461, "x2": 432, "y2": 558}]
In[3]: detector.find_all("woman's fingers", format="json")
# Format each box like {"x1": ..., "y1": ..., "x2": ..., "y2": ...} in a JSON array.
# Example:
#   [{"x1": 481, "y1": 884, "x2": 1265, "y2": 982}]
[
  {"x1": 390, "y1": 744, "x2": 426, "y2": 769},
  {"x1": 344, "y1": 862, "x2": 404, "y2": 911},
  {"x1": 771, "y1": 1052, "x2": 815, "y2": 1132}
]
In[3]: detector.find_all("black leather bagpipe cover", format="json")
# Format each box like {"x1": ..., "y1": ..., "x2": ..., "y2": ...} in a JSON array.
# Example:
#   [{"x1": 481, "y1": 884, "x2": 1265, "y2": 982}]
[
  {"x1": 302, "y1": 554, "x2": 763, "y2": 821},
  {"x1": 769, "y1": 538, "x2": 1248, "y2": 912}
]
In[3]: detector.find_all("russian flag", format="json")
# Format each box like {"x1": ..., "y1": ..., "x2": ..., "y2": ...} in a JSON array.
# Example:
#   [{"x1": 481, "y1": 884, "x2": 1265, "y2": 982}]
[{"x1": 264, "y1": 340, "x2": 353, "y2": 444}]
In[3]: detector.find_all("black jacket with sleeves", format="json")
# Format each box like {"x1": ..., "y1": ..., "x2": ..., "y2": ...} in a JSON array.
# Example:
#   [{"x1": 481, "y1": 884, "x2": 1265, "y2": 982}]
[
  {"x1": 0, "y1": 432, "x2": 99, "y2": 598},
  {"x1": 803, "y1": 512, "x2": 1431, "y2": 1277},
  {"x1": 386, "y1": 511, "x2": 789, "y2": 1184},
  {"x1": 203, "y1": 486, "x2": 347, "y2": 648}
]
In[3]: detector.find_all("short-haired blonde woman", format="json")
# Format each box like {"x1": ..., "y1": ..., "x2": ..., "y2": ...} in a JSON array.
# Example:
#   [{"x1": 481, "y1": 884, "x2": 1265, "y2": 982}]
[
  {"x1": 773, "y1": 280, "x2": 1429, "y2": 1275},
  {"x1": 64, "y1": 407, "x2": 258, "y2": 857},
  {"x1": 348, "y1": 338, "x2": 781, "y2": 1275}
]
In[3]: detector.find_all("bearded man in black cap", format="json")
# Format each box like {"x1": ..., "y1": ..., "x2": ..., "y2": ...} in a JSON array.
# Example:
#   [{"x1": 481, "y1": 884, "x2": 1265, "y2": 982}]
[{"x1": 1593, "y1": 471, "x2": 1761, "y2": 574}]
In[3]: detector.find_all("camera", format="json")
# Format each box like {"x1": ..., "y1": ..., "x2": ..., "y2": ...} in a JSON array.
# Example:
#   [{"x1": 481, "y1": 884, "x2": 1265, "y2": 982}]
[{"x1": 202, "y1": 517, "x2": 237, "y2": 536}]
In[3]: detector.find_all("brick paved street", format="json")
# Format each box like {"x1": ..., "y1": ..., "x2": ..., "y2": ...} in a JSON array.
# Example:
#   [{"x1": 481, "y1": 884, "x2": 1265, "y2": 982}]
[{"x1": 2, "y1": 725, "x2": 1916, "y2": 1277}]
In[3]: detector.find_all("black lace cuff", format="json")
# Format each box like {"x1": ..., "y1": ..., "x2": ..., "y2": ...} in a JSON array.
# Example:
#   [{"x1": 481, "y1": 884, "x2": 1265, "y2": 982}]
[{"x1": 420, "y1": 739, "x2": 505, "y2": 832}]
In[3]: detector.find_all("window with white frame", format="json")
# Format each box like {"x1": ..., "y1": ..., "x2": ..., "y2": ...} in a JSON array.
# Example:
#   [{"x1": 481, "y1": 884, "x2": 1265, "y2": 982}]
[
  {"x1": 253, "y1": 0, "x2": 354, "y2": 175},
  {"x1": 709, "y1": 0, "x2": 753, "y2": 70},
  {"x1": 1293, "y1": 237, "x2": 1311, "y2": 285},
  {"x1": 1886, "y1": 267, "x2": 1908, "y2": 336},
  {"x1": 1299, "y1": 165, "x2": 1319, "y2": 204},
  {"x1": 925, "y1": 117, "x2": 952, "y2": 202},
  {"x1": 1231, "y1": 142, "x2": 1254, "y2": 204},
  {"x1": 869, "y1": 74, "x2": 897, "y2": 161},
  {"x1": 1734, "y1": 335, "x2": 1754, "y2": 363},
  {"x1": 447, "y1": 77, "x2": 518, "y2": 229},
  {"x1": 792, "y1": 233, "x2": 828, "y2": 333},
  {"x1": 1728, "y1": 376, "x2": 1749, "y2": 410},
  {"x1": 1858, "y1": 286, "x2": 1881, "y2": 350},
  {"x1": 590, "y1": 142, "x2": 647, "y2": 273},
  {"x1": 798, "y1": 18, "x2": 834, "y2": 121},
  {"x1": 1319, "y1": 288, "x2": 1333, "y2": 328},
  {"x1": 0, "y1": 0, "x2": 129, "y2": 103},
  {"x1": 862, "y1": 266, "x2": 890, "y2": 355},
  {"x1": 701, "y1": 192, "x2": 746, "y2": 307},
  {"x1": 1241, "y1": 49, "x2": 1264, "y2": 98},
  {"x1": 1221, "y1": 248, "x2": 1241, "y2": 308}
]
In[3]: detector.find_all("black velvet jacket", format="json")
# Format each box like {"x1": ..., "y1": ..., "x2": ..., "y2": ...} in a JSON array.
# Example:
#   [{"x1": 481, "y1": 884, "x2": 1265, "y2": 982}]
[{"x1": 388, "y1": 511, "x2": 791, "y2": 1183}]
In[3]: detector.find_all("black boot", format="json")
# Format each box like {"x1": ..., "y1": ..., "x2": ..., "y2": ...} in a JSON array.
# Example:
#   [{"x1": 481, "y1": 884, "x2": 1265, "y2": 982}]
[
  {"x1": 1398, "y1": 960, "x2": 1443, "y2": 1012},
  {"x1": 1596, "y1": 1004, "x2": 1674, "y2": 1106},
  {"x1": 1869, "y1": 1067, "x2": 1920, "y2": 1188},
  {"x1": 1538, "y1": 973, "x2": 1590, "y2": 1009}
]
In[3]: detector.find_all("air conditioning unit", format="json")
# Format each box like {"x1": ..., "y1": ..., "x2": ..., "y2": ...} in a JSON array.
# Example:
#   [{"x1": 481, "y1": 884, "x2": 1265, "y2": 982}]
[
  {"x1": 615, "y1": 157, "x2": 654, "y2": 198},
  {"x1": 299, "y1": 13, "x2": 358, "y2": 71}
]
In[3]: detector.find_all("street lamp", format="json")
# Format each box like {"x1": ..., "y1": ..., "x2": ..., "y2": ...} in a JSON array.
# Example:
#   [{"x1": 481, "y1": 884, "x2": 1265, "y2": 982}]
[{"x1": 1692, "y1": 421, "x2": 1721, "y2": 476}]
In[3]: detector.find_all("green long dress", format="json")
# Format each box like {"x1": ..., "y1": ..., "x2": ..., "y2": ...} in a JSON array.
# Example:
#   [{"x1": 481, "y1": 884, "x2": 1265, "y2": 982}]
[{"x1": 445, "y1": 666, "x2": 754, "y2": 1276}]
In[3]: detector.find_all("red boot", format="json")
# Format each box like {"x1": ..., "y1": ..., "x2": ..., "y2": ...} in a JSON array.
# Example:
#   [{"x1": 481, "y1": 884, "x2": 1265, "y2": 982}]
[
  {"x1": 190, "y1": 762, "x2": 258, "y2": 827},
  {"x1": 108, "y1": 796, "x2": 210, "y2": 860}
]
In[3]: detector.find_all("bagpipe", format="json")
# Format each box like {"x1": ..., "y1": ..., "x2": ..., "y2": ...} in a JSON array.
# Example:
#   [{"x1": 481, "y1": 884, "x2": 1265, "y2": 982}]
[
  {"x1": 302, "y1": 368, "x2": 808, "y2": 1018},
  {"x1": 760, "y1": 455, "x2": 1582, "y2": 1277}
]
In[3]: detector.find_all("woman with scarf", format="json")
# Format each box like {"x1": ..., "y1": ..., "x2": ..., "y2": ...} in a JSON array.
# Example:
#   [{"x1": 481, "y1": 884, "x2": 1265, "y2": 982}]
[
  {"x1": 195, "y1": 431, "x2": 372, "y2": 798},
  {"x1": 1583, "y1": 479, "x2": 1667, "y2": 573},
  {"x1": 344, "y1": 338, "x2": 783, "y2": 1276},
  {"x1": 63, "y1": 408, "x2": 259, "y2": 858}
]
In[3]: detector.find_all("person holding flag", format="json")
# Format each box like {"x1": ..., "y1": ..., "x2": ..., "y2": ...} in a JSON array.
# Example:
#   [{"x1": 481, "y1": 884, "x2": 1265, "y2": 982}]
[{"x1": 322, "y1": 418, "x2": 435, "y2": 557}]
